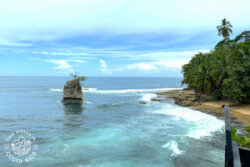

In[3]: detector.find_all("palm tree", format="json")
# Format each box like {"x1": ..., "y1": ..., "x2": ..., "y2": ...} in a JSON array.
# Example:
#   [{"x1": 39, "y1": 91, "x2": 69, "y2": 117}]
[{"x1": 217, "y1": 18, "x2": 233, "y2": 40}]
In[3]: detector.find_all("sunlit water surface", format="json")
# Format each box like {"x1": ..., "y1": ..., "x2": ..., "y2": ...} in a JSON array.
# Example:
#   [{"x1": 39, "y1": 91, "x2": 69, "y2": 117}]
[{"x1": 0, "y1": 77, "x2": 225, "y2": 167}]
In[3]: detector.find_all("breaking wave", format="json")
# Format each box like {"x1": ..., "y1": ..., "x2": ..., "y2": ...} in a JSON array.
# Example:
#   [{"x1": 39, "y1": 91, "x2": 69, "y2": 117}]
[
  {"x1": 152, "y1": 103, "x2": 224, "y2": 139},
  {"x1": 50, "y1": 88, "x2": 63, "y2": 92},
  {"x1": 50, "y1": 87, "x2": 182, "y2": 94},
  {"x1": 83, "y1": 87, "x2": 182, "y2": 94},
  {"x1": 139, "y1": 93, "x2": 157, "y2": 102}
]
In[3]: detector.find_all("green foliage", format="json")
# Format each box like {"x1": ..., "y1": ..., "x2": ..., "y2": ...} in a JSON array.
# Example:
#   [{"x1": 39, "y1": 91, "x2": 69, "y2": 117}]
[
  {"x1": 234, "y1": 31, "x2": 250, "y2": 42},
  {"x1": 245, "y1": 126, "x2": 250, "y2": 132},
  {"x1": 231, "y1": 126, "x2": 250, "y2": 148},
  {"x1": 217, "y1": 18, "x2": 233, "y2": 40},
  {"x1": 182, "y1": 31, "x2": 250, "y2": 103},
  {"x1": 69, "y1": 72, "x2": 87, "y2": 82},
  {"x1": 77, "y1": 76, "x2": 86, "y2": 81}
]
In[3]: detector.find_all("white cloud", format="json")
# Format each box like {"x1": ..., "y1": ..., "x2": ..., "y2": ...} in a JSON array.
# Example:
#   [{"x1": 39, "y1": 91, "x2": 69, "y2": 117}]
[
  {"x1": 32, "y1": 48, "x2": 210, "y2": 61},
  {"x1": 152, "y1": 60, "x2": 190, "y2": 68},
  {"x1": 0, "y1": 39, "x2": 33, "y2": 47},
  {"x1": 67, "y1": 59, "x2": 85, "y2": 63},
  {"x1": 125, "y1": 63, "x2": 158, "y2": 71},
  {"x1": 46, "y1": 60, "x2": 73, "y2": 73},
  {"x1": 32, "y1": 48, "x2": 207, "y2": 74},
  {"x1": 32, "y1": 51, "x2": 89, "y2": 56},
  {"x1": 115, "y1": 59, "x2": 190, "y2": 73},
  {"x1": 0, "y1": 0, "x2": 250, "y2": 44},
  {"x1": 100, "y1": 60, "x2": 107, "y2": 69},
  {"x1": 130, "y1": 50, "x2": 210, "y2": 61},
  {"x1": 99, "y1": 60, "x2": 111, "y2": 74}
]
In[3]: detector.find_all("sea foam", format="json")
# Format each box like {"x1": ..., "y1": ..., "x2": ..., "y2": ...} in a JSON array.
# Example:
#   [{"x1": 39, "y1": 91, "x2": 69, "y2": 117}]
[
  {"x1": 83, "y1": 87, "x2": 182, "y2": 94},
  {"x1": 50, "y1": 88, "x2": 63, "y2": 92},
  {"x1": 139, "y1": 93, "x2": 157, "y2": 102},
  {"x1": 152, "y1": 103, "x2": 224, "y2": 139},
  {"x1": 162, "y1": 140, "x2": 184, "y2": 156},
  {"x1": 50, "y1": 87, "x2": 182, "y2": 94}
]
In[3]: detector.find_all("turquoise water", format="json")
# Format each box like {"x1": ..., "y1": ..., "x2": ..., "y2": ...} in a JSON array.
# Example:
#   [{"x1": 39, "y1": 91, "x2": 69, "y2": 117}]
[{"x1": 0, "y1": 77, "x2": 225, "y2": 167}]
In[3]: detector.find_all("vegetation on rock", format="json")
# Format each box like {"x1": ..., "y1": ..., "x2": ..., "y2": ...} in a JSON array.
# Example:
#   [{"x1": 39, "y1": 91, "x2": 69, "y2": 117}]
[
  {"x1": 231, "y1": 126, "x2": 250, "y2": 148},
  {"x1": 245, "y1": 126, "x2": 250, "y2": 132},
  {"x1": 182, "y1": 19, "x2": 250, "y2": 103},
  {"x1": 69, "y1": 72, "x2": 86, "y2": 82}
]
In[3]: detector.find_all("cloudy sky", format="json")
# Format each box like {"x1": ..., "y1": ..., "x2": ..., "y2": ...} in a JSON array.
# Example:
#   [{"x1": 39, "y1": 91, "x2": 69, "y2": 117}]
[{"x1": 0, "y1": 0, "x2": 250, "y2": 77}]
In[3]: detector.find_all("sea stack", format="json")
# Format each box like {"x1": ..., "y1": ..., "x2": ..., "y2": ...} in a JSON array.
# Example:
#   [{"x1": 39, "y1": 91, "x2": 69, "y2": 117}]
[{"x1": 62, "y1": 79, "x2": 83, "y2": 103}]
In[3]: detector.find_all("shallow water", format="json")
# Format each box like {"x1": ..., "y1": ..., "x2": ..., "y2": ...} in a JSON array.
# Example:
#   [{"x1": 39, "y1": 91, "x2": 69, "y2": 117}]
[{"x1": 0, "y1": 77, "x2": 225, "y2": 167}]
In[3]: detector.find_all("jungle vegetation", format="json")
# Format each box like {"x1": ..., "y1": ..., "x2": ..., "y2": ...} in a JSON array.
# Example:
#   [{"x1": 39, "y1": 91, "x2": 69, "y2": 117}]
[{"x1": 182, "y1": 19, "x2": 250, "y2": 103}]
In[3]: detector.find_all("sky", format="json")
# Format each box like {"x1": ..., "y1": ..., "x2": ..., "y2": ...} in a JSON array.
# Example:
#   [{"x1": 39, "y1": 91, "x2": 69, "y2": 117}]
[{"x1": 0, "y1": 0, "x2": 250, "y2": 77}]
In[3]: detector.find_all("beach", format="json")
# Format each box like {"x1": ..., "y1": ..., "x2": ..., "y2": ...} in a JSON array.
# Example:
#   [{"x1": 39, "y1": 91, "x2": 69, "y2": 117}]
[{"x1": 157, "y1": 90, "x2": 250, "y2": 126}]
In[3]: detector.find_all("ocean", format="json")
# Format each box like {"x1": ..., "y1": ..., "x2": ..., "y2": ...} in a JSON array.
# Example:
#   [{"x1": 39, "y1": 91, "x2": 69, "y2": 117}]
[{"x1": 0, "y1": 76, "x2": 225, "y2": 167}]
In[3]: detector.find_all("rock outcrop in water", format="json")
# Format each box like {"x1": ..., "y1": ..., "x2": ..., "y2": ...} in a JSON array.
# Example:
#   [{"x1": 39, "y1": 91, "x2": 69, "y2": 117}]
[
  {"x1": 62, "y1": 79, "x2": 83, "y2": 103},
  {"x1": 157, "y1": 90, "x2": 212, "y2": 106}
]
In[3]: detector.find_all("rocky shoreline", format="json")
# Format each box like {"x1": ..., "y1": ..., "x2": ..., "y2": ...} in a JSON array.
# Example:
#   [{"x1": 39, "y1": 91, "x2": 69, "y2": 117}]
[{"x1": 155, "y1": 89, "x2": 250, "y2": 126}]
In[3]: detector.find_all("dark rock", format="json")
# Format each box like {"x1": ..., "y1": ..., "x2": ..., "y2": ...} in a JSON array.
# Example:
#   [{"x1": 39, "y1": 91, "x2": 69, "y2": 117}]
[
  {"x1": 195, "y1": 93, "x2": 213, "y2": 102},
  {"x1": 151, "y1": 97, "x2": 162, "y2": 102},
  {"x1": 157, "y1": 89, "x2": 214, "y2": 107},
  {"x1": 183, "y1": 87, "x2": 193, "y2": 90},
  {"x1": 62, "y1": 79, "x2": 83, "y2": 103},
  {"x1": 139, "y1": 101, "x2": 147, "y2": 104}
]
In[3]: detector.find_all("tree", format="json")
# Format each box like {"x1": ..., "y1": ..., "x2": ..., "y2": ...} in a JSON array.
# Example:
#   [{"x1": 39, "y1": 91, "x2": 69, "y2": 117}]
[
  {"x1": 69, "y1": 72, "x2": 86, "y2": 82},
  {"x1": 217, "y1": 18, "x2": 233, "y2": 40},
  {"x1": 222, "y1": 43, "x2": 250, "y2": 103},
  {"x1": 234, "y1": 31, "x2": 250, "y2": 42},
  {"x1": 182, "y1": 31, "x2": 250, "y2": 103}
]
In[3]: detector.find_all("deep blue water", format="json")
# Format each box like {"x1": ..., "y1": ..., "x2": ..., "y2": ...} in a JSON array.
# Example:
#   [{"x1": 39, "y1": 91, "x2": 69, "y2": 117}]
[{"x1": 0, "y1": 77, "x2": 225, "y2": 167}]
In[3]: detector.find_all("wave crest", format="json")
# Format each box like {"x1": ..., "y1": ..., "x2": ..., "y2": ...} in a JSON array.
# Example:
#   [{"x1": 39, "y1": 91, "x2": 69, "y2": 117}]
[
  {"x1": 139, "y1": 93, "x2": 157, "y2": 102},
  {"x1": 152, "y1": 104, "x2": 224, "y2": 139},
  {"x1": 83, "y1": 87, "x2": 182, "y2": 94},
  {"x1": 50, "y1": 88, "x2": 63, "y2": 92},
  {"x1": 50, "y1": 87, "x2": 182, "y2": 94}
]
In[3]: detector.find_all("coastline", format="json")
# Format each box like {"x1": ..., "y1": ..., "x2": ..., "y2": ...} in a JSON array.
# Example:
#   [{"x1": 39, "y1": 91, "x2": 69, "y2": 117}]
[{"x1": 156, "y1": 89, "x2": 250, "y2": 126}]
